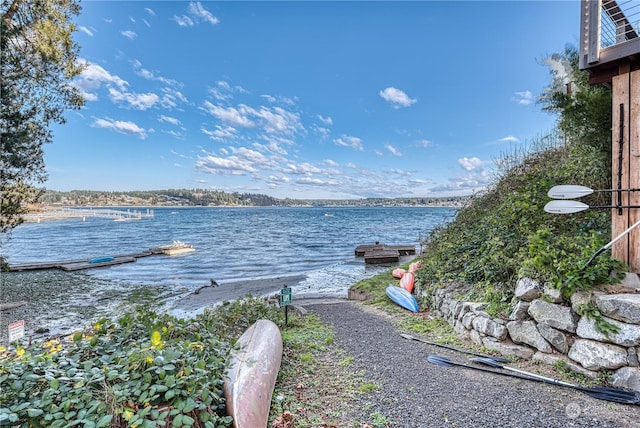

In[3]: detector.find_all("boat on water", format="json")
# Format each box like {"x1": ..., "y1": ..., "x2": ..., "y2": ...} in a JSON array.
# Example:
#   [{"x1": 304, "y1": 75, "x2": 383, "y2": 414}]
[
  {"x1": 155, "y1": 241, "x2": 195, "y2": 256},
  {"x1": 386, "y1": 284, "x2": 419, "y2": 313},
  {"x1": 224, "y1": 319, "x2": 282, "y2": 428}
]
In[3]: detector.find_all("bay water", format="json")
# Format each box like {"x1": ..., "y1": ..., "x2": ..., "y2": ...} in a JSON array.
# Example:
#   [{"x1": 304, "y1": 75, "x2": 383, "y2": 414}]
[{"x1": 1, "y1": 206, "x2": 456, "y2": 340}]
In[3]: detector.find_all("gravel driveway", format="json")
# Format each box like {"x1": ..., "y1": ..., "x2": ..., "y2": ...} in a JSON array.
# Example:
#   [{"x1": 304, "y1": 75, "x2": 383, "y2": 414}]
[{"x1": 304, "y1": 301, "x2": 640, "y2": 428}]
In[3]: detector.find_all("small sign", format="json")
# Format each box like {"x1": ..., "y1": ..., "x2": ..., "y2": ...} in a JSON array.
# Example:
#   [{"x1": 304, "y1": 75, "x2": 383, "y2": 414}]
[
  {"x1": 280, "y1": 286, "x2": 292, "y2": 307},
  {"x1": 8, "y1": 320, "x2": 25, "y2": 342}
]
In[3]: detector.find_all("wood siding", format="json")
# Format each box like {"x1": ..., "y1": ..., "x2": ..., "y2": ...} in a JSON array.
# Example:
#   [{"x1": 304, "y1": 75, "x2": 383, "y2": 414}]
[{"x1": 612, "y1": 68, "x2": 640, "y2": 271}]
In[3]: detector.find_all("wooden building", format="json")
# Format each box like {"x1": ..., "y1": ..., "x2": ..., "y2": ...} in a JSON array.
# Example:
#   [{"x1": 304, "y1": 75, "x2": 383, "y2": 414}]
[{"x1": 580, "y1": 0, "x2": 640, "y2": 271}]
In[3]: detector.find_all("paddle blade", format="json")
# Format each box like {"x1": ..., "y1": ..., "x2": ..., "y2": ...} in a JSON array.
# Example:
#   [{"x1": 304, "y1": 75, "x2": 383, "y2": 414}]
[
  {"x1": 544, "y1": 200, "x2": 589, "y2": 214},
  {"x1": 471, "y1": 357, "x2": 504, "y2": 369},
  {"x1": 584, "y1": 387, "x2": 640, "y2": 405},
  {"x1": 427, "y1": 355, "x2": 454, "y2": 367},
  {"x1": 548, "y1": 185, "x2": 594, "y2": 199}
]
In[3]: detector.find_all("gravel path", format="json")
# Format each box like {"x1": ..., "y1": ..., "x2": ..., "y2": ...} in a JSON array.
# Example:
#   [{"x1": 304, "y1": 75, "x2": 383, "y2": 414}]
[{"x1": 304, "y1": 301, "x2": 640, "y2": 428}]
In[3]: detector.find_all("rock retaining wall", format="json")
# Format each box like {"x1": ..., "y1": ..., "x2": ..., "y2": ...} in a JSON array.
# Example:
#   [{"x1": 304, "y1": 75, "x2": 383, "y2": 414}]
[{"x1": 422, "y1": 274, "x2": 640, "y2": 392}]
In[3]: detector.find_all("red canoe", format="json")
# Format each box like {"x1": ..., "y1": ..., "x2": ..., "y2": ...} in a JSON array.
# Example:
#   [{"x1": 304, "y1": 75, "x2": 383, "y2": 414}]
[
  {"x1": 400, "y1": 272, "x2": 415, "y2": 293},
  {"x1": 224, "y1": 319, "x2": 283, "y2": 428}
]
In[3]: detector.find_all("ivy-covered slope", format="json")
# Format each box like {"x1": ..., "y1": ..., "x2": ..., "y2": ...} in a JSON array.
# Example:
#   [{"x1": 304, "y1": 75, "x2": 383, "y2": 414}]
[{"x1": 415, "y1": 46, "x2": 626, "y2": 310}]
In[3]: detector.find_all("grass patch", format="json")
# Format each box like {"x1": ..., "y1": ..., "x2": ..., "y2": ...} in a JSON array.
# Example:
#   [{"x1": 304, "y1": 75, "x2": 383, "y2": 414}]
[
  {"x1": 272, "y1": 313, "x2": 377, "y2": 427},
  {"x1": 400, "y1": 316, "x2": 463, "y2": 346},
  {"x1": 359, "y1": 383, "x2": 377, "y2": 393}
]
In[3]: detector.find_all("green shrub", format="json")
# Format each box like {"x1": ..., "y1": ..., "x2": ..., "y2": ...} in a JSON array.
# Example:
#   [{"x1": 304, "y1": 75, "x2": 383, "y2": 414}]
[{"x1": 0, "y1": 296, "x2": 282, "y2": 427}]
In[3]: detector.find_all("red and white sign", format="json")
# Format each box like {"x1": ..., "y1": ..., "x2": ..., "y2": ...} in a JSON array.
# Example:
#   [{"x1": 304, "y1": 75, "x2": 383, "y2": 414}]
[{"x1": 8, "y1": 320, "x2": 25, "y2": 342}]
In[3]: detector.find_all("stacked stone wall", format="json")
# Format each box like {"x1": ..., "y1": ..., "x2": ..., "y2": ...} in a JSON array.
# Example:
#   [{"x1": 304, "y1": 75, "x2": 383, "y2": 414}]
[{"x1": 421, "y1": 275, "x2": 640, "y2": 392}]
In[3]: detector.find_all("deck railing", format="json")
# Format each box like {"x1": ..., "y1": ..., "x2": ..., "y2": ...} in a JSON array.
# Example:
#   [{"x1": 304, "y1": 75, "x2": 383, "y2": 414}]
[{"x1": 581, "y1": 0, "x2": 640, "y2": 69}]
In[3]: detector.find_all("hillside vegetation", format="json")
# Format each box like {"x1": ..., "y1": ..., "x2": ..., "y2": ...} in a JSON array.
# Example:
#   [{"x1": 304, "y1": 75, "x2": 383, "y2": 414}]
[
  {"x1": 415, "y1": 46, "x2": 626, "y2": 314},
  {"x1": 37, "y1": 188, "x2": 468, "y2": 208}
]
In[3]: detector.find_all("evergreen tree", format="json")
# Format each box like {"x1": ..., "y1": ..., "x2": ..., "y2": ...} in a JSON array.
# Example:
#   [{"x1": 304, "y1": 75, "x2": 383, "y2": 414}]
[{"x1": 1, "y1": 0, "x2": 84, "y2": 233}]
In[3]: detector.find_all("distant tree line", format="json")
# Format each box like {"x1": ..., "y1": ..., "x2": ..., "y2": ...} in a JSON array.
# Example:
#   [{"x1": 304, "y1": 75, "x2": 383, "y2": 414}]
[{"x1": 37, "y1": 189, "x2": 469, "y2": 207}]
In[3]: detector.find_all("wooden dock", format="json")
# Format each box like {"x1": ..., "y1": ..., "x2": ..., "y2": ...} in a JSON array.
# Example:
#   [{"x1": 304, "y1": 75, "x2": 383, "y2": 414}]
[
  {"x1": 22, "y1": 208, "x2": 154, "y2": 223},
  {"x1": 8, "y1": 244, "x2": 191, "y2": 272},
  {"x1": 355, "y1": 243, "x2": 416, "y2": 264}
]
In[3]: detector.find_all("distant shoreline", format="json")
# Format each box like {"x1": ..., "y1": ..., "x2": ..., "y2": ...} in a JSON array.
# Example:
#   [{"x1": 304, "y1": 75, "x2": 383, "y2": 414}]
[
  {"x1": 23, "y1": 204, "x2": 462, "y2": 223},
  {"x1": 34, "y1": 188, "x2": 471, "y2": 209}
]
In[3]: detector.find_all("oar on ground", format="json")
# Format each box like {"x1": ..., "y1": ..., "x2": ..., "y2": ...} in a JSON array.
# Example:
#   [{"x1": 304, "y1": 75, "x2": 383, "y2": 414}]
[
  {"x1": 427, "y1": 354, "x2": 640, "y2": 405},
  {"x1": 400, "y1": 333, "x2": 509, "y2": 362}
]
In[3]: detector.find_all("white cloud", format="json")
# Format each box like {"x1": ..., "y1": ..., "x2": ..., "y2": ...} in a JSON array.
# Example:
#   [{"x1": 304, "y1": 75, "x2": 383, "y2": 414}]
[
  {"x1": 202, "y1": 102, "x2": 255, "y2": 128},
  {"x1": 334, "y1": 135, "x2": 363, "y2": 151},
  {"x1": 513, "y1": 90, "x2": 533, "y2": 105},
  {"x1": 145, "y1": 7, "x2": 156, "y2": 16},
  {"x1": 92, "y1": 117, "x2": 148, "y2": 139},
  {"x1": 108, "y1": 87, "x2": 159, "y2": 110},
  {"x1": 385, "y1": 144, "x2": 402, "y2": 157},
  {"x1": 165, "y1": 130, "x2": 184, "y2": 139},
  {"x1": 195, "y1": 146, "x2": 269, "y2": 175},
  {"x1": 73, "y1": 61, "x2": 128, "y2": 100},
  {"x1": 430, "y1": 173, "x2": 489, "y2": 194},
  {"x1": 317, "y1": 115, "x2": 333, "y2": 125},
  {"x1": 209, "y1": 80, "x2": 248, "y2": 101},
  {"x1": 189, "y1": 2, "x2": 220, "y2": 25},
  {"x1": 417, "y1": 139, "x2": 433, "y2": 148},
  {"x1": 458, "y1": 157, "x2": 483, "y2": 171},
  {"x1": 158, "y1": 115, "x2": 181, "y2": 126},
  {"x1": 255, "y1": 106, "x2": 302, "y2": 135},
  {"x1": 79, "y1": 26, "x2": 94, "y2": 37},
  {"x1": 379, "y1": 87, "x2": 417, "y2": 108},
  {"x1": 202, "y1": 101, "x2": 303, "y2": 138},
  {"x1": 160, "y1": 89, "x2": 188, "y2": 109},
  {"x1": 173, "y1": 15, "x2": 194, "y2": 27},
  {"x1": 498, "y1": 135, "x2": 519, "y2": 143},
  {"x1": 121, "y1": 30, "x2": 137, "y2": 40},
  {"x1": 202, "y1": 125, "x2": 238, "y2": 142},
  {"x1": 133, "y1": 60, "x2": 181, "y2": 87},
  {"x1": 312, "y1": 124, "x2": 331, "y2": 140}
]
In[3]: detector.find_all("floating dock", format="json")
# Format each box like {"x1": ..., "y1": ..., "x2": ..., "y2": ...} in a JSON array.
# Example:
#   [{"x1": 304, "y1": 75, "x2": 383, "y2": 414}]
[
  {"x1": 355, "y1": 243, "x2": 416, "y2": 264},
  {"x1": 8, "y1": 242, "x2": 193, "y2": 272},
  {"x1": 22, "y1": 208, "x2": 154, "y2": 223}
]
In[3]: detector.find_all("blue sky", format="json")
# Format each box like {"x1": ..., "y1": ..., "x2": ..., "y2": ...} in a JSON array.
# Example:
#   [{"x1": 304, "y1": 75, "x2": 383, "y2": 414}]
[{"x1": 47, "y1": 1, "x2": 580, "y2": 199}]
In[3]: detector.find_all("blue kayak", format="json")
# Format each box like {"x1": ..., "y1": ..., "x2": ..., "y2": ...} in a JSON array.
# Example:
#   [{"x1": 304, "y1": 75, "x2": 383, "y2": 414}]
[
  {"x1": 386, "y1": 284, "x2": 419, "y2": 312},
  {"x1": 89, "y1": 256, "x2": 115, "y2": 264}
]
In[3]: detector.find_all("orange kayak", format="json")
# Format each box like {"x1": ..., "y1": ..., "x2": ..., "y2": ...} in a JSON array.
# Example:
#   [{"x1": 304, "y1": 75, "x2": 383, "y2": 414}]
[
  {"x1": 392, "y1": 268, "x2": 406, "y2": 279},
  {"x1": 224, "y1": 319, "x2": 282, "y2": 428},
  {"x1": 400, "y1": 272, "x2": 415, "y2": 293},
  {"x1": 408, "y1": 261, "x2": 423, "y2": 274}
]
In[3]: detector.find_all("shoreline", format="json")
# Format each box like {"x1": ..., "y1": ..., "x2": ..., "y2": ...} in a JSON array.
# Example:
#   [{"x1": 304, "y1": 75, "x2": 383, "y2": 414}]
[{"x1": 168, "y1": 273, "x2": 308, "y2": 318}]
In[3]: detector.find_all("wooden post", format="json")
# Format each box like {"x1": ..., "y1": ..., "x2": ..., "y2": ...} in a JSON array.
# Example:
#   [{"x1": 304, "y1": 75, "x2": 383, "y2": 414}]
[
  {"x1": 630, "y1": 70, "x2": 640, "y2": 271},
  {"x1": 611, "y1": 64, "x2": 640, "y2": 272}
]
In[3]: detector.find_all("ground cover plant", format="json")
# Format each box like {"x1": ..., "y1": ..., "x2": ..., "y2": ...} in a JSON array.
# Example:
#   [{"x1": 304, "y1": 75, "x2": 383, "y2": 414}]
[{"x1": 0, "y1": 296, "x2": 285, "y2": 427}]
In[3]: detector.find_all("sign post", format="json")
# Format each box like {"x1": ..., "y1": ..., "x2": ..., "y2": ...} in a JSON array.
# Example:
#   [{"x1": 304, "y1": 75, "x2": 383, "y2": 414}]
[
  {"x1": 280, "y1": 285, "x2": 292, "y2": 326},
  {"x1": 8, "y1": 320, "x2": 25, "y2": 343}
]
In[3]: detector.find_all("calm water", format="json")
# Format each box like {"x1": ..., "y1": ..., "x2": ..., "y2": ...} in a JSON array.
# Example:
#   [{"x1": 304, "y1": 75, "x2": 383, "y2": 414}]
[{"x1": 2, "y1": 206, "x2": 457, "y2": 298}]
